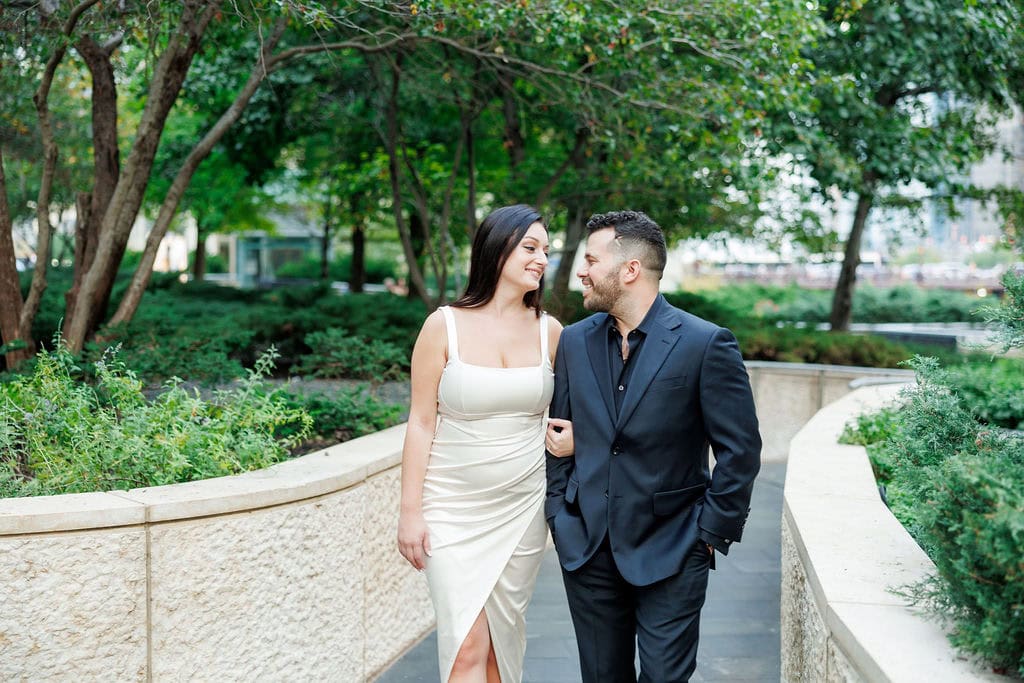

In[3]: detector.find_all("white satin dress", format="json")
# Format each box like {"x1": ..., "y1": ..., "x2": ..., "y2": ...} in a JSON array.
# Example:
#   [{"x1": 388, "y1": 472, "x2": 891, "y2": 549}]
[{"x1": 422, "y1": 306, "x2": 553, "y2": 683}]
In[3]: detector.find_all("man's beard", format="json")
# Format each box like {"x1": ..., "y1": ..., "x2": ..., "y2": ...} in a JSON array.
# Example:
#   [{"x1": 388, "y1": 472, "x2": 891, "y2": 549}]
[{"x1": 583, "y1": 270, "x2": 623, "y2": 312}]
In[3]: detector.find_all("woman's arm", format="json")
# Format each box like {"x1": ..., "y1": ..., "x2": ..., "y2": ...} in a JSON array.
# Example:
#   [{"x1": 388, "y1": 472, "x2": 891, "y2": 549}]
[{"x1": 397, "y1": 310, "x2": 447, "y2": 570}]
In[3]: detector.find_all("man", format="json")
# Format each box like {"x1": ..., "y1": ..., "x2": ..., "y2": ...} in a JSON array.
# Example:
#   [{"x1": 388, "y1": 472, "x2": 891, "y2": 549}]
[{"x1": 544, "y1": 210, "x2": 761, "y2": 682}]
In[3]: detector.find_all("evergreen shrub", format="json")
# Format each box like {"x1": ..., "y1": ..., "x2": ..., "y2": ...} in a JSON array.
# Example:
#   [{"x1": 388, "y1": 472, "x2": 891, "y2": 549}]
[
  {"x1": 299, "y1": 328, "x2": 408, "y2": 381},
  {"x1": 838, "y1": 272, "x2": 1024, "y2": 676}
]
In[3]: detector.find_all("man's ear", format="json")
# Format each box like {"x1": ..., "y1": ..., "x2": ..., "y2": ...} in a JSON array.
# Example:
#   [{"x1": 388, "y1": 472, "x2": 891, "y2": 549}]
[{"x1": 621, "y1": 258, "x2": 643, "y2": 284}]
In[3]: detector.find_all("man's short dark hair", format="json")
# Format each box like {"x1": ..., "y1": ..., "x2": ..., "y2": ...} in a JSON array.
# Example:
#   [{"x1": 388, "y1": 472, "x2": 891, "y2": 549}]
[{"x1": 586, "y1": 210, "x2": 667, "y2": 278}]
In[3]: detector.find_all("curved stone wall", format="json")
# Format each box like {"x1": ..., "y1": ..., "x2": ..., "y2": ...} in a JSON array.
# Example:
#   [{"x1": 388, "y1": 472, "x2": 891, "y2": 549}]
[
  {"x1": 0, "y1": 424, "x2": 433, "y2": 682},
  {"x1": 781, "y1": 385, "x2": 1004, "y2": 682},
  {"x1": 0, "y1": 361, "x2": 925, "y2": 681}
]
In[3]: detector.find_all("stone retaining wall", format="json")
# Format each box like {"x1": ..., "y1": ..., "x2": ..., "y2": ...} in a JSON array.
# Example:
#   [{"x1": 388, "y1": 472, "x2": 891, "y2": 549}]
[
  {"x1": 0, "y1": 424, "x2": 432, "y2": 682},
  {"x1": 781, "y1": 385, "x2": 1003, "y2": 682},
  {"x1": 0, "y1": 362, "x2": 926, "y2": 681},
  {"x1": 745, "y1": 361, "x2": 912, "y2": 462}
]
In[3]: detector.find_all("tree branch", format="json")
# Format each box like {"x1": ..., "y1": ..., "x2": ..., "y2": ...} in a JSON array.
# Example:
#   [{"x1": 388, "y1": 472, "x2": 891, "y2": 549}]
[{"x1": 108, "y1": 17, "x2": 289, "y2": 327}]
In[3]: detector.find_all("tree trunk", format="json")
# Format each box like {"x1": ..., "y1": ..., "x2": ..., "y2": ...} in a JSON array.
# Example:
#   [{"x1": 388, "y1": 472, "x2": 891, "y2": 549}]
[
  {"x1": 0, "y1": 149, "x2": 32, "y2": 368},
  {"x1": 350, "y1": 221, "x2": 366, "y2": 293},
  {"x1": 829, "y1": 188, "x2": 875, "y2": 331},
  {"x1": 106, "y1": 6, "x2": 282, "y2": 332},
  {"x1": 501, "y1": 82, "x2": 526, "y2": 172},
  {"x1": 319, "y1": 188, "x2": 333, "y2": 282},
  {"x1": 406, "y1": 209, "x2": 429, "y2": 303},
  {"x1": 549, "y1": 203, "x2": 586, "y2": 318},
  {"x1": 465, "y1": 120, "x2": 476, "y2": 238},
  {"x1": 193, "y1": 227, "x2": 208, "y2": 281},
  {"x1": 382, "y1": 61, "x2": 431, "y2": 307},
  {"x1": 66, "y1": 34, "x2": 120, "y2": 320},
  {"x1": 64, "y1": 0, "x2": 219, "y2": 352},
  {"x1": 320, "y1": 220, "x2": 331, "y2": 282}
]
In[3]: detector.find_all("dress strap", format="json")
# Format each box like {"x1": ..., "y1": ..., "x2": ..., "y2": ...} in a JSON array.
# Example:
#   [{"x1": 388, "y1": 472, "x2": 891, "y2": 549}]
[
  {"x1": 439, "y1": 306, "x2": 460, "y2": 361},
  {"x1": 539, "y1": 312, "x2": 550, "y2": 365}
]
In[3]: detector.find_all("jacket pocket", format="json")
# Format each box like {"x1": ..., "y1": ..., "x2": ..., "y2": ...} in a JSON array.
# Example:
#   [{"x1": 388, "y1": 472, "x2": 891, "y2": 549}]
[
  {"x1": 648, "y1": 373, "x2": 688, "y2": 392},
  {"x1": 565, "y1": 476, "x2": 579, "y2": 505},
  {"x1": 652, "y1": 483, "x2": 706, "y2": 516}
]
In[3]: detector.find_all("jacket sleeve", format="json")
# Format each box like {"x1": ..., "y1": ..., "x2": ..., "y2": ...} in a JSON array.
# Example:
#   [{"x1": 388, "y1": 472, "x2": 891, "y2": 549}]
[
  {"x1": 697, "y1": 327, "x2": 761, "y2": 550},
  {"x1": 545, "y1": 333, "x2": 574, "y2": 527}
]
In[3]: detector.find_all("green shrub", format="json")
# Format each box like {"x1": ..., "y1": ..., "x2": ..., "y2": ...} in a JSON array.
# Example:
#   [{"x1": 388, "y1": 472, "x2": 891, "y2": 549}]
[
  {"x1": 274, "y1": 387, "x2": 402, "y2": 454},
  {"x1": 0, "y1": 346, "x2": 311, "y2": 498},
  {"x1": 943, "y1": 358, "x2": 1024, "y2": 430},
  {"x1": 981, "y1": 271, "x2": 1024, "y2": 352},
  {"x1": 299, "y1": 328, "x2": 408, "y2": 381},
  {"x1": 766, "y1": 285, "x2": 984, "y2": 324},
  {"x1": 93, "y1": 289, "x2": 259, "y2": 384},
  {"x1": 852, "y1": 356, "x2": 1024, "y2": 675},
  {"x1": 273, "y1": 254, "x2": 399, "y2": 283},
  {"x1": 734, "y1": 325, "x2": 912, "y2": 368}
]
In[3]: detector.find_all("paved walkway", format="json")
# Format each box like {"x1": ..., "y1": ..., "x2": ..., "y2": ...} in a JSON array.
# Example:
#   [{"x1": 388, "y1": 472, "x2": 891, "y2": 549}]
[{"x1": 378, "y1": 462, "x2": 785, "y2": 683}]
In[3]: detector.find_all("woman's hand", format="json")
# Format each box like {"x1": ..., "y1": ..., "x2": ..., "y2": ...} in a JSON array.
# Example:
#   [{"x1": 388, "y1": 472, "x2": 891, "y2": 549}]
[
  {"x1": 545, "y1": 418, "x2": 574, "y2": 458},
  {"x1": 397, "y1": 508, "x2": 432, "y2": 571}
]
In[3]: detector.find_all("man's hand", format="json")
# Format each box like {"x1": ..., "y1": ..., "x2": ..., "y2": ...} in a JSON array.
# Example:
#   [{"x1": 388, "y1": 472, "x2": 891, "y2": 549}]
[{"x1": 546, "y1": 417, "x2": 574, "y2": 457}]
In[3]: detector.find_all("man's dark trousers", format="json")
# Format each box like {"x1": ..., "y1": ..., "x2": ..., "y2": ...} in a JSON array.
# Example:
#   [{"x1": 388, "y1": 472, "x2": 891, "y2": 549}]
[{"x1": 562, "y1": 535, "x2": 711, "y2": 682}]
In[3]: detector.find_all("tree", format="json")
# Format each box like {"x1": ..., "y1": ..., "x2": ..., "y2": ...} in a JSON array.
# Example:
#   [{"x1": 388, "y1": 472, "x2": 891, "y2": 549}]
[
  {"x1": 771, "y1": 0, "x2": 1024, "y2": 330},
  {"x1": 363, "y1": 0, "x2": 817, "y2": 307},
  {"x1": 0, "y1": 2, "x2": 425, "y2": 358}
]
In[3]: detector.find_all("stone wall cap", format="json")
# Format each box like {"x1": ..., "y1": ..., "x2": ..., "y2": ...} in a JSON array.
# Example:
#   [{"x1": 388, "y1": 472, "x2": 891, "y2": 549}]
[
  {"x1": 0, "y1": 491, "x2": 145, "y2": 535},
  {"x1": 0, "y1": 423, "x2": 407, "y2": 530}
]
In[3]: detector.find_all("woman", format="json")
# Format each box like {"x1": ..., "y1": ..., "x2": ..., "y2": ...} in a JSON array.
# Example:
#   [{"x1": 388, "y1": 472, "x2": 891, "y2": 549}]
[{"x1": 397, "y1": 204, "x2": 569, "y2": 683}]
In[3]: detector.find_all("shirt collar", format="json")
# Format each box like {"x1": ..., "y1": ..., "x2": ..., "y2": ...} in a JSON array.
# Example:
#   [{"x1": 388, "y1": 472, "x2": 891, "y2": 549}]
[{"x1": 606, "y1": 294, "x2": 664, "y2": 338}]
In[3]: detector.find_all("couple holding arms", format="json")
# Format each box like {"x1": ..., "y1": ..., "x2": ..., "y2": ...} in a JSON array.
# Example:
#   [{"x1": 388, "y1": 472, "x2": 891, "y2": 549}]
[{"x1": 398, "y1": 206, "x2": 761, "y2": 683}]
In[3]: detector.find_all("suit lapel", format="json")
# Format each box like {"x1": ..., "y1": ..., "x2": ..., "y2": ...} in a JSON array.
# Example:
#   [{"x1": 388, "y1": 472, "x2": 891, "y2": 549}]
[
  {"x1": 614, "y1": 304, "x2": 683, "y2": 431},
  {"x1": 583, "y1": 315, "x2": 616, "y2": 425}
]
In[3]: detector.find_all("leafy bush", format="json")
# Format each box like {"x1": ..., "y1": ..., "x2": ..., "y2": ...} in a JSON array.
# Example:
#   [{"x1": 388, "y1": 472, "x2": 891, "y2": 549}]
[
  {"x1": 273, "y1": 254, "x2": 399, "y2": 283},
  {"x1": 274, "y1": 387, "x2": 403, "y2": 455},
  {"x1": 765, "y1": 285, "x2": 984, "y2": 324},
  {"x1": 848, "y1": 354, "x2": 1024, "y2": 675},
  {"x1": 299, "y1": 328, "x2": 408, "y2": 381},
  {"x1": 840, "y1": 406, "x2": 903, "y2": 482},
  {"x1": 0, "y1": 346, "x2": 311, "y2": 498},
  {"x1": 735, "y1": 325, "x2": 912, "y2": 368},
  {"x1": 93, "y1": 288, "x2": 259, "y2": 384},
  {"x1": 943, "y1": 358, "x2": 1024, "y2": 430},
  {"x1": 980, "y1": 271, "x2": 1024, "y2": 352}
]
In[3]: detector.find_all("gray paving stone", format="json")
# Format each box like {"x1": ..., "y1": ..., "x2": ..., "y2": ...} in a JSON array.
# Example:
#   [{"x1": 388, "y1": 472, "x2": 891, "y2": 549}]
[{"x1": 376, "y1": 462, "x2": 786, "y2": 682}]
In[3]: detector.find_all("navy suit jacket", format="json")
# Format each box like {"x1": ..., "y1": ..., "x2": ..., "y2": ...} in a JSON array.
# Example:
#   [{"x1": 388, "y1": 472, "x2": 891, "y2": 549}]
[{"x1": 546, "y1": 296, "x2": 761, "y2": 586}]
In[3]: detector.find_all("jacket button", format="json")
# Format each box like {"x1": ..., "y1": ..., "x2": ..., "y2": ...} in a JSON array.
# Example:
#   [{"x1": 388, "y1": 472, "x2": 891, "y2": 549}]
[{"x1": 612, "y1": 444, "x2": 621, "y2": 455}]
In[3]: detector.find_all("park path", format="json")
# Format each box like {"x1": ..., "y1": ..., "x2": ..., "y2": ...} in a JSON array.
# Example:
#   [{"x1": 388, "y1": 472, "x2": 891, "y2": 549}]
[{"x1": 377, "y1": 461, "x2": 785, "y2": 683}]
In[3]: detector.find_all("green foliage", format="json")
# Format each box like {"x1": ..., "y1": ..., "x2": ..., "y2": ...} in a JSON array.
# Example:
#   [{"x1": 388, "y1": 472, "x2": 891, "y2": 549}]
[
  {"x1": 980, "y1": 271, "x2": 1024, "y2": 352},
  {"x1": 554, "y1": 288, "x2": 918, "y2": 367},
  {"x1": 0, "y1": 346, "x2": 311, "y2": 498},
  {"x1": 944, "y1": 358, "x2": 1024, "y2": 430},
  {"x1": 913, "y1": 443, "x2": 1024, "y2": 676},
  {"x1": 94, "y1": 289, "x2": 258, "y2": 385},
  {"x1": 273, "y1": 388, "x2": 402, "y2": 454},
  {"x1": 735, "y1": 325, "x2": 911, "y2": 368},
  {"x1": 852, "y1": 355, "x2": 1024, "y2": 674},
  {"x1": 840, "y1": 406, "x2": 902, "y2": 447},
  {"x1": 299, "y1": 328, "x2": 408, "y2": 381},
  {"x1": 273, "y1": 254, "x2": 399, "y2": 283},
  {"x1": 750, "y1": 285, "x2": 984, "y2": 325},
  {"x1": 839, "y1": 406, "x2": 902, "y2": 482}
]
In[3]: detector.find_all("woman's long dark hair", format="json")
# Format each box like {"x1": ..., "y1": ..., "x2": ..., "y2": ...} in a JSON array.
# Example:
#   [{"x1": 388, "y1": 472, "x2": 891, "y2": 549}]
[{"x1": 451, "y1": 204, "x2": 546, "y2": 317}]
